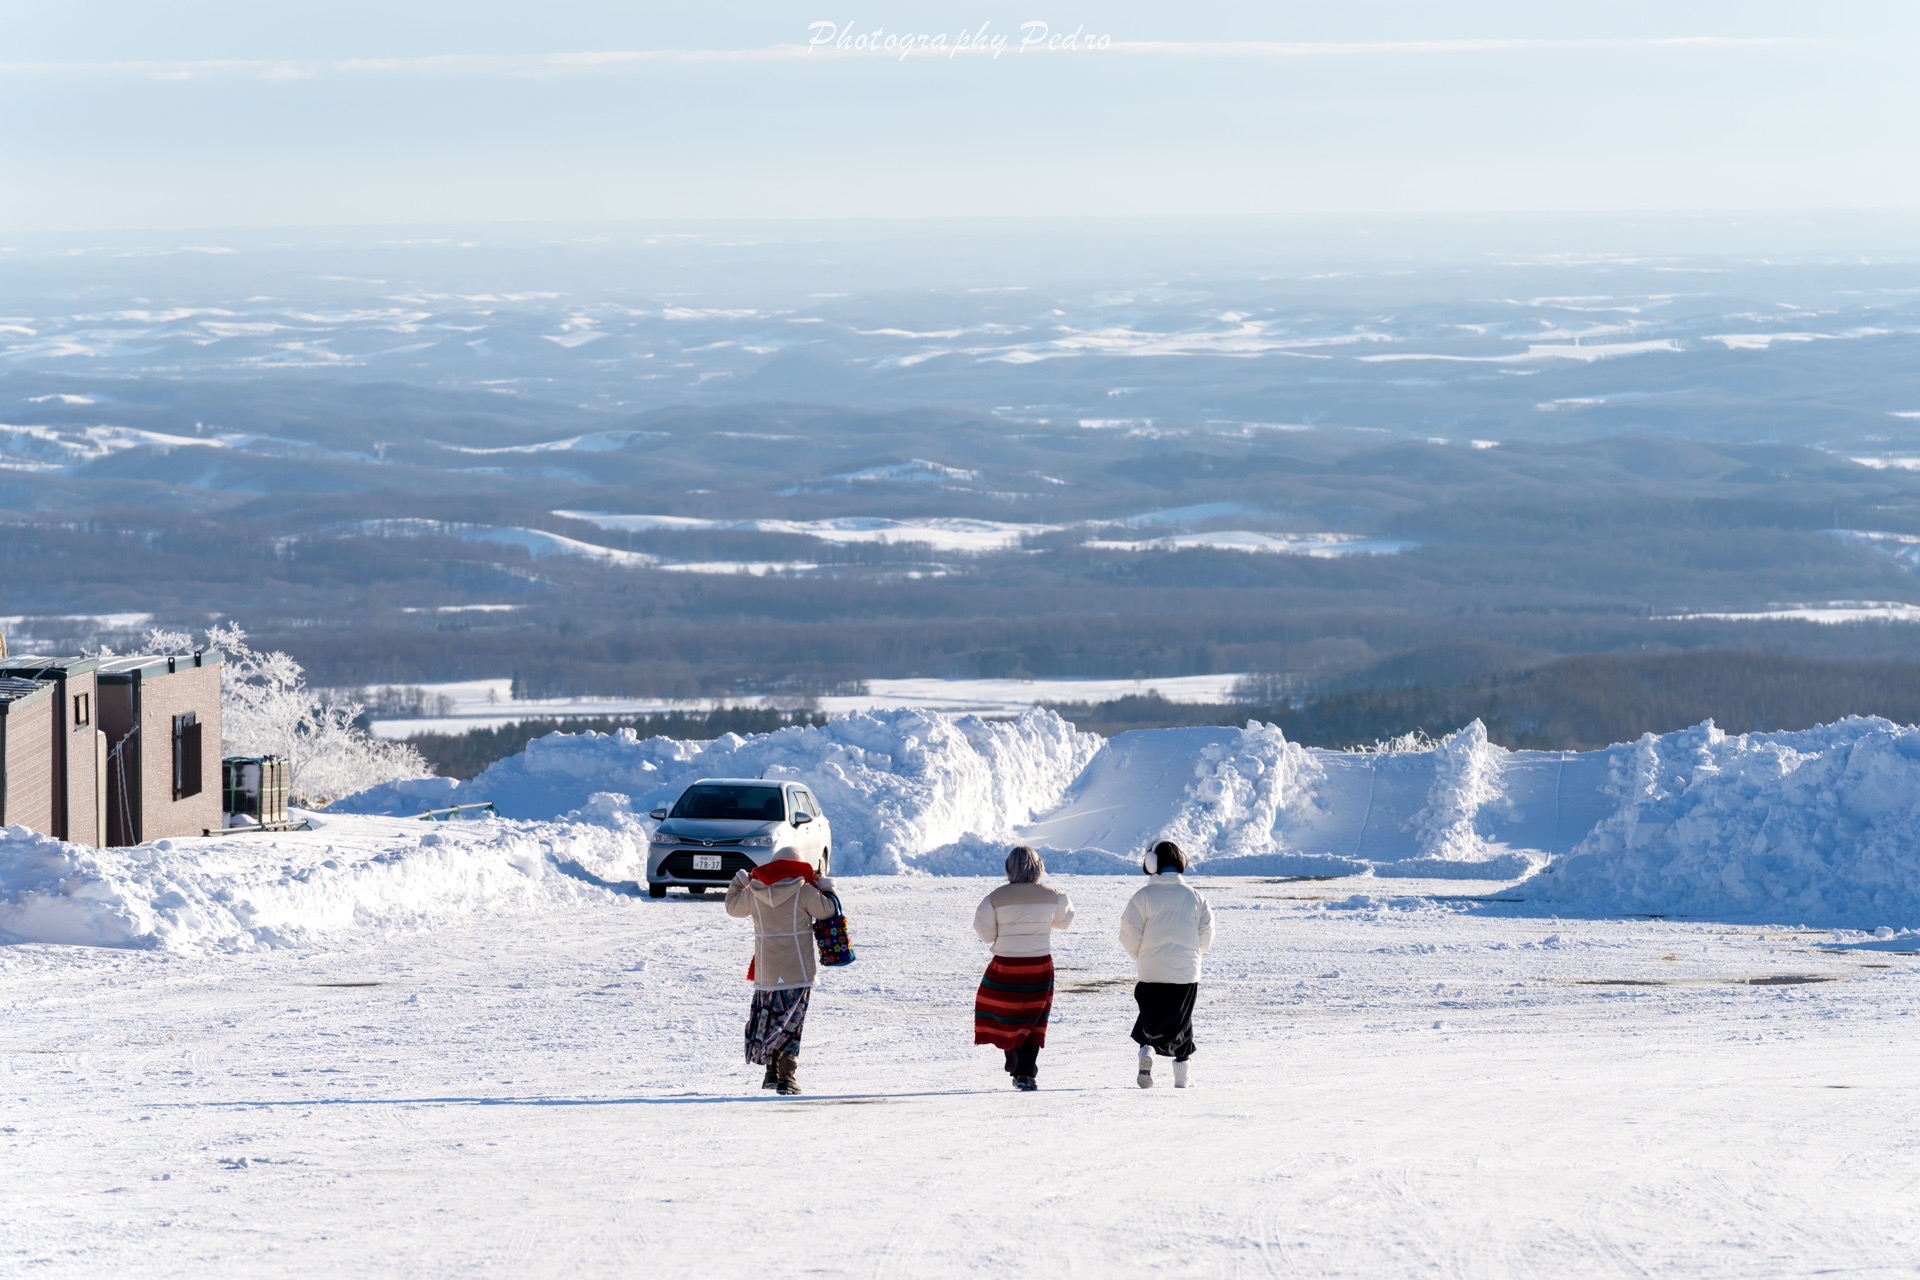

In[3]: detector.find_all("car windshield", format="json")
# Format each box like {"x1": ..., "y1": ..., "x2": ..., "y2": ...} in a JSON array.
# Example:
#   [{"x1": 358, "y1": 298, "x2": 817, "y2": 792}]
[{"x1": 669, "y1": 784, "x2": 786, "y2": 822}]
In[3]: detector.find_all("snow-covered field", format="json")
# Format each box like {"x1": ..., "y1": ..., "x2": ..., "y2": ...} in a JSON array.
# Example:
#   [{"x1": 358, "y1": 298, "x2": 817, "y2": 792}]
[
  {"x1": 363, "y1": 674, "x2": 1251, "y2": 737},
  {"x1": 6, "y1": 875, "x2": 1917, "y2": 1277},
  {"x1": 8, "y1": 708, "x2": 1920, "y2": 1275}
]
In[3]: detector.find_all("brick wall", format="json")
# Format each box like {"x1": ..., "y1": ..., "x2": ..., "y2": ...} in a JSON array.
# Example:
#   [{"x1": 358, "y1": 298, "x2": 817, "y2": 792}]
[
  {"x1": 134, "y1": 663, "x2": 223, "y2": 841},
  {"x1": 0, "y1": 692, "x2": 55, "y2": 834}
]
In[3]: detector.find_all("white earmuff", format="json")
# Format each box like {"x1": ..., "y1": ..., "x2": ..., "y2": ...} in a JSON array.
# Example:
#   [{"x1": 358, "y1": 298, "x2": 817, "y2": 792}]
[{"x1": 1142, "y1": 851, "x2": 1157, "y2": 875}]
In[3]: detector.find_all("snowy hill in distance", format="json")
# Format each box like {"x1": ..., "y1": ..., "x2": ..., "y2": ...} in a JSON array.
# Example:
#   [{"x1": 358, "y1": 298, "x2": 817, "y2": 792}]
[{"x1": 8, "y1": 223, "x2": 1920, "y2": 714}]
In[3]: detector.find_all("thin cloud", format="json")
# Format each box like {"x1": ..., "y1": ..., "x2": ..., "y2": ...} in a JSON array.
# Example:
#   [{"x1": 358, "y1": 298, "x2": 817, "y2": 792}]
[
  {"x1": 0, "y1": 37, "x2": 1826, "y2": 80},
  {"x1": 1109, "y1": 37, "x2": 1812, "y2": 56}
]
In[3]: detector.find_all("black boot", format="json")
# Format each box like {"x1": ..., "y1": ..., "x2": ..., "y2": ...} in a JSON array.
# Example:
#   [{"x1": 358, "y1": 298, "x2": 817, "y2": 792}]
[
  {"x1": 1012, "y1": 1043, "x2": 1039, "y2": 1091},
  {"x1": 760, "y1": 1060, "x2": 778, "y2": 1090},
  {"x1": 774, "y1": 1051, "x2": 801, "y2": 1096}
]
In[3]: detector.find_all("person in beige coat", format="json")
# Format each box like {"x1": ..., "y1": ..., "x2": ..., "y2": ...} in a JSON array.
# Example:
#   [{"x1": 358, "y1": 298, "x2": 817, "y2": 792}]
[
  {"x1": 972, "y1": 846, "x2": 1075, "y2": 1091},
  {"x1": 726, "y1": 858, "x2": 839, "y2": 1095}
]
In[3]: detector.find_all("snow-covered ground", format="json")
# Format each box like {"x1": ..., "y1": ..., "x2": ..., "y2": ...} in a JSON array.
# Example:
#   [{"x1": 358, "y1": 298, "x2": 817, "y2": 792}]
[
  {"x1": 9, "y1": 709, "x2": 1920, "y2": 1274},
  {"x1": 5, "y1": 875, "x2": 1917, "y2": 1277},
  {"x1": 363, "y1": 674, "x2": 1251, "y2": 737},
  {"x1": 1660, "y1": 601, "x2": 1920, "y2": 624}
]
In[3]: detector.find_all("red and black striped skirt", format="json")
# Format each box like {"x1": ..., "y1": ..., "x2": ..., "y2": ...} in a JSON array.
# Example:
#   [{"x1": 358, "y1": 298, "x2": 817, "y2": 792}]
[{"x1": 973, "y1": 954, "x2": 1055, "y2": 1050}]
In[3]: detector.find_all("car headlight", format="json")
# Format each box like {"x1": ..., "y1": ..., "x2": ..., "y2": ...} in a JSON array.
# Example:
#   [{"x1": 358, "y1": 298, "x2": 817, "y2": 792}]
[
  {"x1": 740, "y1": 835, "x2": 776, "y2": 847},
  {"x1": 649, "y1": 832, "x2": 677, "y2": 846}
]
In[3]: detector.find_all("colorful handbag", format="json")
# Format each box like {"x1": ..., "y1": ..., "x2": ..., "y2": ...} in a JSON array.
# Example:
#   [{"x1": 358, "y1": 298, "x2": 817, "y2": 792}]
[{"x1": 813, "y1": 889, "x2": 856, "y2": 966}]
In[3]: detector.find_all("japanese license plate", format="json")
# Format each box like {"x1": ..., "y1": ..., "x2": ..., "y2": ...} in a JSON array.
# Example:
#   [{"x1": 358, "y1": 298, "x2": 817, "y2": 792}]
[{"x1": 692, "y1": 854, "x2": 722, "y2": 871}]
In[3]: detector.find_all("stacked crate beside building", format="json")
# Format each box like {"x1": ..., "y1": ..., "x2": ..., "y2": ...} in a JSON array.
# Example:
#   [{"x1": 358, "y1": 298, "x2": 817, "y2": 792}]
[{"x1": 222, "y1": 756, "x2": 291, "y2": 829}]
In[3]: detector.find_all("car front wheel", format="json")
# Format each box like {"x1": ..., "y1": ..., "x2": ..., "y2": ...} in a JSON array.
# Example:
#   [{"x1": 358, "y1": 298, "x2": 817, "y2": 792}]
[{"x1": 647, "y1": 883, "x2": 667, "y2": 900}]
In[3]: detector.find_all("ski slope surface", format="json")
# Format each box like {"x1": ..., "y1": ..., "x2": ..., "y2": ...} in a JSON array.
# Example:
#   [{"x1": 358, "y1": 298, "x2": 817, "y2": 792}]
[
  {"x1": 3, "y1": 878, "x2": 1917, "y2": 1277},
  {"x1": 6, "y1": 711, "x2": 1920, "y2": 1275}
]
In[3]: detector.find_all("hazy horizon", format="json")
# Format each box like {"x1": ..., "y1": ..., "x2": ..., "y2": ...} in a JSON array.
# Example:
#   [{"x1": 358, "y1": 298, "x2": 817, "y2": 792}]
[{"x1": 5, "y1": 1, "x2": 1916, "y2": 229}]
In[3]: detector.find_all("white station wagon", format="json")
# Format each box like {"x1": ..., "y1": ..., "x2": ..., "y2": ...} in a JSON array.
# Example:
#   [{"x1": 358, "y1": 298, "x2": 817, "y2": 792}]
[{"x1": 645, "y1": 778, "x2": 832, "y2": 899}]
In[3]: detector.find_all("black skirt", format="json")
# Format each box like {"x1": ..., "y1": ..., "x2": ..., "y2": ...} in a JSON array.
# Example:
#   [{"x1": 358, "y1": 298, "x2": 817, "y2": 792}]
[{"x1": 1131, "y1": 982, "x2": 1198, "y2": 1061}]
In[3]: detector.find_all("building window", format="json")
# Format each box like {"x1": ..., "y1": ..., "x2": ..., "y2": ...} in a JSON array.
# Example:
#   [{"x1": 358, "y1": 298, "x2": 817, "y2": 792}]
[
  {"x1": 73, "y1": 692, "x2": 90, "y2": 726},
  {"x1": 173, "y1": 712, "x2": 203, "y2": 800}
]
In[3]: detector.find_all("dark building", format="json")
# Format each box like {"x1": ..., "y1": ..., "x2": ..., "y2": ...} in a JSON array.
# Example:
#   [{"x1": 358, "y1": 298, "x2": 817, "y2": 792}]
[
  {"x1": 97, "y1": 652, "x2": 224, "y2": 846},
  {"x1": 0, "y1": 656, "x2": 105, "y2": 845}
]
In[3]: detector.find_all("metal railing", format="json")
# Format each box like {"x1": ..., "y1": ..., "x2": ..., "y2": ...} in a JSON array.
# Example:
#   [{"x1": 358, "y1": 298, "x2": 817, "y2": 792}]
[{"x1": 416, "y1": 802, "x2": 499, "y2": 822}]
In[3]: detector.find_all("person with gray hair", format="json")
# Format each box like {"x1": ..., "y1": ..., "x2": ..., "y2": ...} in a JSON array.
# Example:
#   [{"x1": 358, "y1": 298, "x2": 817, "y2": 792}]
[
  {"x1": 972, "y1": 845, "x2": 1075, "y2": 1091},
  {"x1": 1119, "y1": 839, "x2": 1215, "y2": 1088}
]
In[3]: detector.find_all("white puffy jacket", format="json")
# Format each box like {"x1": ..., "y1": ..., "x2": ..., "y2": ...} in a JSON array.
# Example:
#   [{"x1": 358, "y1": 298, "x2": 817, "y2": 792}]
[
  {"x1": 1118, "y1": 873, "x2": 1216, "y2": 984},
  {"x1": 973, "y1": 880, "x2": 1075, "y2": 957}
]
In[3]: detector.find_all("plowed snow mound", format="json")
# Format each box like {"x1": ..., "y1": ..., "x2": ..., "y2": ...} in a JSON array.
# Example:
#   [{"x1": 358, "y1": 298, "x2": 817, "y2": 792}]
[
  {"x1": 306, "y1": 710, "x2": 1920, "y2": 927},
  {"x1": 337, "y1": 708, "x2": 1102, "y2": 875},
  {"x1": 1523, "y1": 717, "x2": 1920, "y2": 928},
  {"x1": 12, "y1": 713, "x2": 1920, "y2": 948},
  {"x1": 0, "y1": 817, "x2": 641, "y2": 951},
  {"x1": 337, "y1": 712, "x2": 1553, "y2": 877}
]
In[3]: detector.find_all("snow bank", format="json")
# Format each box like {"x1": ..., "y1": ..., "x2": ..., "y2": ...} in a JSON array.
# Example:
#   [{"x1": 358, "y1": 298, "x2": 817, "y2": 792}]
[
  {"x1": 309, "y1": 710, "x2": 1920, "y2": 927},
  {"x1": 1018, "y1": 720, "x2": 1535, "y2": 876},
  {"x1": 9, "y1": 709, "x2": 1920, "y2": 949},
  {"x1": 338, "y1": 709, "x2": 1101, "y2": 875},
  {"x1": 338, "y1": 712, "x2": 1542, "y2": 877},
  {"x1": 1522, "y1": 718, "x2": 1920, "y2": 928},
  {"x1": 0, "y1": 817, "x2": 642, "y2": 951}
]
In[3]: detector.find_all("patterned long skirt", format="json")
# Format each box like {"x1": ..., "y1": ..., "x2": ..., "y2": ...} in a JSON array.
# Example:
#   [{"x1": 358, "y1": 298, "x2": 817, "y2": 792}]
[
  {"x1": 973, "y1": 955, "x2": 1055, "y2": 1051},
  {"x1": 745, "y1": 986, "x2": 812, "y2": 1064}
]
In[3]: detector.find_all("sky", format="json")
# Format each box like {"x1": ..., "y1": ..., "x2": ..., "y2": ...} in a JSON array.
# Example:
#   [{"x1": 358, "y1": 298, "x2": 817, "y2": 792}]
[{"x1": 2, "y1": 0, "x2": 1917, "y2": 231}]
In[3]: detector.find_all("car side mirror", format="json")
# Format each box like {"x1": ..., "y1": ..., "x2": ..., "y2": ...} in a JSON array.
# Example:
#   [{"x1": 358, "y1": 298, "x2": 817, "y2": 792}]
[
  {"x1": 792, "y1": 812, "x2": 812, "y2": 825},
  {"x1": 649, "y1": 808, "x2": 667, "y2": 821}
]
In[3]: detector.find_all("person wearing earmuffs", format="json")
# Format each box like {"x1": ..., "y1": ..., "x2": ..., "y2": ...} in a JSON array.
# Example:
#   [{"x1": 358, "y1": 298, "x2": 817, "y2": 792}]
[{"x1": 1118, "y1": 839, "x2": 1215, "y2": 1089}]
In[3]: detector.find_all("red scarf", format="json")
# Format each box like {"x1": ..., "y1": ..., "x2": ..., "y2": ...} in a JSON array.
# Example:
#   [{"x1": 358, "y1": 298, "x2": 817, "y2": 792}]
[
  {"x1": 745, "y1": 859, "x2": 819, "y2": 981},
  {"x1": 750, "y1": 859, "x2": 817, "y2": 886}
]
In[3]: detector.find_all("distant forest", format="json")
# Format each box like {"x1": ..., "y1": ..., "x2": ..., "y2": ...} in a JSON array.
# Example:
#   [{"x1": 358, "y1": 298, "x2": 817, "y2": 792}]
[
  {"x1": 1047, "y1": 651, "x2": 1920, "y2": 750},
  {"x1": 404, "y1": 708, "x2": 832, "y2": 779}
]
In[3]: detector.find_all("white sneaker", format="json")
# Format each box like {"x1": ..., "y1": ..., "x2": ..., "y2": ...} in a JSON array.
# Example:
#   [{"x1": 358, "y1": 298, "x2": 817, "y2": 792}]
[
  {"x1": 1137, "y1": 1045, "x2": 1153, "y2": 1089},
  {"x1": 1173, "y1": 1060, "x2": 1191, "y2": 1089}
]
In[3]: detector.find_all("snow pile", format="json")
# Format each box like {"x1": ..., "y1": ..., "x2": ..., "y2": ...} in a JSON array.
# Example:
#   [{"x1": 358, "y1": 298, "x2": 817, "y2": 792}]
[
  {"x1": 14, "y1": 709, "x2": 1920, "y2": 946},
  {"x1": 1057, "y1": 722, "x2": 1376, "y2": 877},
  {"x1": 1174, "y1": 722, "x2": 1325, "y2": 858},
  {"x1": 1409, "y1": 721, "x2": 1507, "y2": 861},
  {"x1": 0, "y1": 818, "x2": 640, "y2": 951},
  {"x1": 1032, "y1": 719, "x2": 1537, "y2": 879},
  {"x1": 338, "y1": 709, "x2": 1101, "y2": 874},
  {"x1": 339, "y1": 714, "x2": 1548, "y2": 877},
  {"x1": 1523, "y1": 718, "x2": 1920, "y2": 928},
  {"x1": 313, "y1": 710, "x2": 1920, "y2": 926}
]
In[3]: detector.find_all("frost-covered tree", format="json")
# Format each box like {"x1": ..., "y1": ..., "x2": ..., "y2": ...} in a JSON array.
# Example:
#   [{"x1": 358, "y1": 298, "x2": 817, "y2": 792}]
[
  {"x1": 116, "y1": 622, "x2": 429, "y2": 807},
  {"x1": 141, "y1": 625, "x2": 196, "y2": 654}
]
